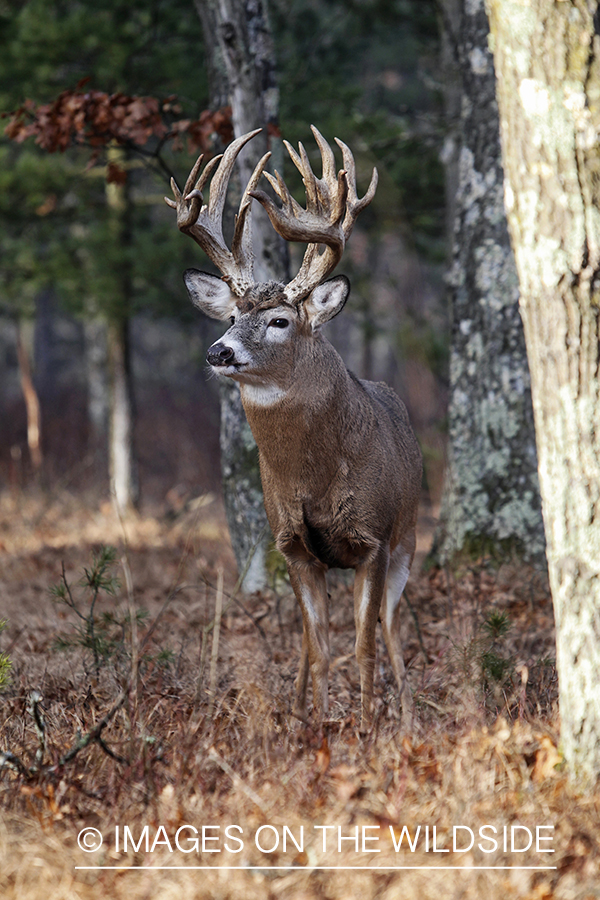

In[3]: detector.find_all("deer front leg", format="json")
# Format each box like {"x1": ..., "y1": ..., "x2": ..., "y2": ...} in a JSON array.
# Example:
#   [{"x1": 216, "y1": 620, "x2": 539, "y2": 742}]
[
  {"x1": 287, "y1": 561, "x2": 330, "y2": 723},
  {"x1": 353, "y1": 546, "x2": 389, "y2": 732},
  {"x1": 380, "y1": 535, "x2": 415, "y2": 724}
]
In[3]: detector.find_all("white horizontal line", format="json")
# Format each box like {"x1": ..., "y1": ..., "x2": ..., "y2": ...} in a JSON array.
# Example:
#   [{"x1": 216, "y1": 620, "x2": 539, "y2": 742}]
[{"x1": 75, "y1": 865, "x2": 558, "y2": 871}]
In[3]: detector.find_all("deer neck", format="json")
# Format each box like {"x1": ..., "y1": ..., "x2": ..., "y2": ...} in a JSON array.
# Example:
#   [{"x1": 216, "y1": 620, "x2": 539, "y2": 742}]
[{"x1": 239, "y1": 336, "x2": 353, "y2": 479}]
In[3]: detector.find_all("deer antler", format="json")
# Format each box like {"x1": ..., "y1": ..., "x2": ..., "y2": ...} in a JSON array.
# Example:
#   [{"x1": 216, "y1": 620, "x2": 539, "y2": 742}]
[
  {"x1": 249, "y1": 125, "x2": 378, "y2": 305},
  {"x1": 165, "y1": 129, "x2": 271, "y2": 297}
]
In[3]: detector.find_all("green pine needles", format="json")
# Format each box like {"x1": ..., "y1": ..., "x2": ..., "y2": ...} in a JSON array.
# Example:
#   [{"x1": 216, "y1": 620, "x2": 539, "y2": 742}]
[
  {"x1": 481, "y1": 610, "x2": 512, "y2": 685},
  {"x1": 50, "y1": 545, "x2": 148, "y2": 678}
]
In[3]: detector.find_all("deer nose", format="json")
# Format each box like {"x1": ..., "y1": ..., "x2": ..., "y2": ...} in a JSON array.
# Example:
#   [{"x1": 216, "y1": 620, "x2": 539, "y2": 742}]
[{"x1": 207, "y1": 342, "x2": 235, "y2": 367}]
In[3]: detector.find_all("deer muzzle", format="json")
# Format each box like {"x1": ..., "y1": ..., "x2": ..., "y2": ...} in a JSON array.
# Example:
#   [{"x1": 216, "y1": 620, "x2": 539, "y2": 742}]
[{"x1": 207, "y1": 342, "x2": 236, "y2": 367}]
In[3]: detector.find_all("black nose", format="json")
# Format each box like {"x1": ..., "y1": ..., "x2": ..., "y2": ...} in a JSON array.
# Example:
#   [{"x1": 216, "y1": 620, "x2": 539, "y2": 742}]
[{"x1": 207, "y1": 342, "x2": 235, "y2": 367}]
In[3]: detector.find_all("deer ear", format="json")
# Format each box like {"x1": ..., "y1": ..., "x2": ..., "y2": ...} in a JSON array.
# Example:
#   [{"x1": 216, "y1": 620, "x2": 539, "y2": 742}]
[
  {"x1": 304, "y1": 275, "x2": 350, "y2": 329},
  {"x1": 183, "y1": 269, "x2": 236, "y2": 321}
]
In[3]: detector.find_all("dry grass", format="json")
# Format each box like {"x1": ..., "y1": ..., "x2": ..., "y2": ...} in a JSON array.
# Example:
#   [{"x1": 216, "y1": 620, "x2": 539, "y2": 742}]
[{"x1": 0, "y1": 492, "x2": 598, "y2": 900}]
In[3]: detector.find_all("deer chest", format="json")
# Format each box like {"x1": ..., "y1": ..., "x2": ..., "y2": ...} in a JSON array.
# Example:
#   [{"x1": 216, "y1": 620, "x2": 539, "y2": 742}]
[{"x1": 272, "y1": 495, "x2": 375, "y2": 570}]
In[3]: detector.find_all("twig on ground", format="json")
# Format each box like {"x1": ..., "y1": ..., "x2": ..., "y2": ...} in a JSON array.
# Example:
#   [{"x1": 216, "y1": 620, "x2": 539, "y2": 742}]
[
  {"x1": 121, "y1": 552, "x2": 138, "y2": 717},
  {"x1": 57, "y1": 688, "x2": 128, "y2": 767},
  {"x1": 0, "y1": 750, "x2": 29, "y2": 777},
  {"x1": 208, "y1": 568, "x2": 223, "y2": 720},
  {"x1": 96, "y1": 734, "x2": 127, "y2": 764},
  {"x1": 208, "y1": 745, "x2": 271, "y2": 815}
]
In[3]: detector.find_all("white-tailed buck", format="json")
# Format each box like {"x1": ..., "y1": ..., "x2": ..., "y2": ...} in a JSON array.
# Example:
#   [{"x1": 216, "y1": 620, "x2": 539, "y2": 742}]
[{"x1": 166, "y1": 127, "x2": 422, "y2": 730}]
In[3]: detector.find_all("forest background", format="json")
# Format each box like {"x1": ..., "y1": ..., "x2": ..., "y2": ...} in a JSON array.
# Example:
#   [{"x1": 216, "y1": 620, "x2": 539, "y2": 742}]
[
  {"x1": 0, "y1": 0, "x2": 446, "y2": 515},
  {"x1": 2, "y1": 2, "x2": 597, "y2": 899}
]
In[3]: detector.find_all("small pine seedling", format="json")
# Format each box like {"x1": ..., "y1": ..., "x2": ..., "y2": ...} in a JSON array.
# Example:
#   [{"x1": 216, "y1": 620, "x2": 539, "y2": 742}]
[{"x1": 50, "y1": 546, "x2": 147, "y2": 678}]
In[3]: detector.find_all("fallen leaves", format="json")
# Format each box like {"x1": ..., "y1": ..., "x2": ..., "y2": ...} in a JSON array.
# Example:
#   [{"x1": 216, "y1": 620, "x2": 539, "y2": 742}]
[{"x1": 532, "y1": 736, "x2": 562, "y2": 782}]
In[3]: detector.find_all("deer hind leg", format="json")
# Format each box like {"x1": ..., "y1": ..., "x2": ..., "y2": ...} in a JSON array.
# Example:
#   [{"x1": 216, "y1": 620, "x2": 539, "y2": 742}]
[
  {"x1": 287, "y1": 562, "x2": 330, "y2": 722},
  {"x1": 380, "y1": 534, "x2": 416, "y2": 722},
  {"x1": 294, "y1": 629, "x2": 310, "y2": 720},
  {"x1": 353, "y1": 547, "x2": 389, "y2": 732}
]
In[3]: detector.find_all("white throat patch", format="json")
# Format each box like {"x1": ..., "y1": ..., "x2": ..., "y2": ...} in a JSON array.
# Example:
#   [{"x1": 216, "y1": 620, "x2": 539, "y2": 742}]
[{"x1": 240, "y1": 383, "x2": 288, "y2": 407}]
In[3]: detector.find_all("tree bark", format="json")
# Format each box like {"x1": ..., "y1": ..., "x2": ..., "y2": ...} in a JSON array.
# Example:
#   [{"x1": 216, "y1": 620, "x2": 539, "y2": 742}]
[
  {"x1": 434, "y1": 0, "x2": 545, "y2": 565},
  {"x1": 219, "y1": 381, "x2": 270, "y2": 589},
  {"x1": 486, "y1": 0, "x2": 600, "y2": 781},
  {"x1": 83, "y1": 314, "x2": 109, "y2": 455},
  {"x1": 195, "y1": 0, "x2": 288, "y2": 591}
]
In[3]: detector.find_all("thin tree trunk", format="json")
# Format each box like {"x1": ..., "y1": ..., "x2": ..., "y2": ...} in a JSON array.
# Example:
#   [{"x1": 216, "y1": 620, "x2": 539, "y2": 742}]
[
  {"x1": 107, "y1": 317, "x2": 137, "y2": 512},
  {"x1": 16, "y1": 318, "x2": 42, "y2": 472},
  {"x1": 486, "y1": 0, "x2": 600, "y2": 781},
  {"x1": 433, "y1": 0, "x2": 545, "y2": 565},
  {"x1": 105, "y1": 145, "x2": 138, "y2": 512},
  {"x1": 195, "y1": 0, "x2": 288, "y2": 591}
]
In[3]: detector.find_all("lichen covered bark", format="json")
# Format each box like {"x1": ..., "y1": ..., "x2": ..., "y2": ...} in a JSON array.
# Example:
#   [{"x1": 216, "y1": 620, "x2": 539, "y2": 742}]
[
  {"x1": 436, "y1": 0, "x2": 545, "y2": 564},
  {"x1": 219, "y1": 378, "x2": 268, "y2": 592},
  {"x1": 487, "y1": 0, "x2": 600, "y2": 781}
]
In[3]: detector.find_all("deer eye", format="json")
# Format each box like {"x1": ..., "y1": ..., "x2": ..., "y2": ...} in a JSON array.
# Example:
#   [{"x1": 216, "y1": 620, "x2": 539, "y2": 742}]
[
  {"x1": 269, "y1": 318, "x2": 289, "y2": 329},
  {"x1": 229, "y1": 316, "x2": 235, "y2": 325}
]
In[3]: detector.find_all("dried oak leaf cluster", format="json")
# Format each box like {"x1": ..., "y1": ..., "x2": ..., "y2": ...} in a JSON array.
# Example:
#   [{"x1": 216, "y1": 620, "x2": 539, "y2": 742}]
[{"x1": 4, "y1": 83, "x2": 233, "y2": 177}]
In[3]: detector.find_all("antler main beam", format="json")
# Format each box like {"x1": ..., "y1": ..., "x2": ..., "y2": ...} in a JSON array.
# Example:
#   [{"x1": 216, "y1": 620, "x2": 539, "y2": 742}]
[{"x1": 165, "y1": 129, "x2": 270, "y2": 297}]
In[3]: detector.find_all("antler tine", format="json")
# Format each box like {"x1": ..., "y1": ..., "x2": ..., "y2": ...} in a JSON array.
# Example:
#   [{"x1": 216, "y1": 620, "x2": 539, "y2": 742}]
[
  {"x1": 311, "y1": 125, "x2": 337, "y2": 185},
  {"x1": 165, "y1": 153, "x2": 223, "y2": 217},
  {"x1": 249, "y1": 181, "x2": 346, "y2": 248},
  {"x1": 282, "y1": 139, "x2": 303, "y2": 174},
  {"x1": 239, "y1": 151, "x2": 272, "y2": 216},
  {"x1": 299, "y1": 142, "x2": 320, "y2": 211},
  {"x1": 334, "y1": 137, "x2": 378, "y2": 239},
  {"x1": 263, "y1": 170, "x2": 306, "y2": 219},
  {"x1": 185, "y1": 153, "x2": 222, "y2": 200},
  {"x1": 183, "y1": 152, "x2": 205, "y2": 196},
  {"x1": 231, "y1": 150, "x2": 272, "y2": 267},
  {"x1": 183, "y1": 152, "x2": 205, "y2": 197},
  {"x1": 206, "y1": 129, "x2": 262, "y2": 226},
  {"x1": 251, "y1": 127, "x2": 349, "y2": 237}
]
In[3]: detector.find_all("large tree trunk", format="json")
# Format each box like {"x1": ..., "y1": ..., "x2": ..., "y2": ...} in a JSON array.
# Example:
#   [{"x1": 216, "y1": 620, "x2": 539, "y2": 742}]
[
  {"x1": 434, "y1": 0, "x2": 545, "y2": 565},
  {"x1": 195, "y1": 0, "x2": 288, "y2": 591},
  {"x1": 486, "y1": 0, "x2": 600, "y2": 781}
]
